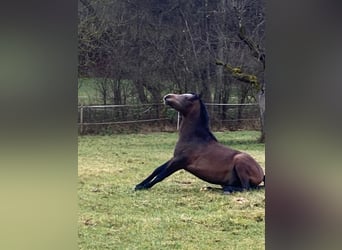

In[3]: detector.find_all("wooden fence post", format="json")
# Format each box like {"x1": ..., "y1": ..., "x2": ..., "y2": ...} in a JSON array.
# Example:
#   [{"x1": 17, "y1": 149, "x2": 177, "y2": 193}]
[{"x1": 80, "y1": 106, "x2": 84, "y2": 134}]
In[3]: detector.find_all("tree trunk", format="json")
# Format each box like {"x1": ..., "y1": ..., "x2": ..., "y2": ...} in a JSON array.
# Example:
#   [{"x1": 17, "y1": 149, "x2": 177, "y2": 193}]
[
  {"x1": 134, "y1": 79, "x2": 148, "y2": 103},
  {"x1": 216, "y1": 61, "x2": 265, "y2": 141},
  {"x1": 258, "y1": 90, "x2": 265, "y2": 143}
]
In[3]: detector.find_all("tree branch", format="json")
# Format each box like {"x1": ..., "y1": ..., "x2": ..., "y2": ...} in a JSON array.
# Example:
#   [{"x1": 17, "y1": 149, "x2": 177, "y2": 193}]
[
  {"x1": 235, "y1": 8, "x2": 265, "y2": 70},
  {"x1": 215, "y1": 60, "x2": 260, "y2": 90}
]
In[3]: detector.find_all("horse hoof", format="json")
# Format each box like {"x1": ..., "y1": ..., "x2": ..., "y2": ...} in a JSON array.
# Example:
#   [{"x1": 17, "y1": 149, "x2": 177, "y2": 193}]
[{"x1": 134, "y1": 185, "x2": 146, "y2": 191}]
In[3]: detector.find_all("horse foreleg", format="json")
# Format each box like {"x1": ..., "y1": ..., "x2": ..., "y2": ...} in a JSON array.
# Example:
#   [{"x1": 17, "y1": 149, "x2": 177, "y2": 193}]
[
  {"x1": 135, "y1": 157, "x2": 185, "y2": 190},
  {"x1": 134, "y1": 160, "x2": 171, "y2": 190}
]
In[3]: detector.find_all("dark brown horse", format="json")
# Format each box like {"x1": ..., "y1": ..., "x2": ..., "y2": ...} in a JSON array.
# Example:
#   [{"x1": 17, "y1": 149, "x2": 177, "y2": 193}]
[{"x1": 135, "y1": 93, "x2": 265, "y2": 193}]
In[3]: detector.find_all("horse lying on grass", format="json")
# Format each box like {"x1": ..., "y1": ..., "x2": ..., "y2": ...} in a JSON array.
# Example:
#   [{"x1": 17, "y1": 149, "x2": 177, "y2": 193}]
[{"x1": 135, "y1": 93, "x2": 265, "y2": 194}]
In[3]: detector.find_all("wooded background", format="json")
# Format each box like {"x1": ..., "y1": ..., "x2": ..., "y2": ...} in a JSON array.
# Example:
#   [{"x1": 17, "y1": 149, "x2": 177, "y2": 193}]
[{"x1": 78, "y1": 0, "x2": 265, "y2": 138}]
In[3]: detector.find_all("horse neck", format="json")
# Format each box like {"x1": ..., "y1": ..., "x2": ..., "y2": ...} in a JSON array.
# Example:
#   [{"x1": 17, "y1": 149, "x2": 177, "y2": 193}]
[
  {"x1": 178, "y1": 110, "x2": 215, "y2": 142},
  {"x1": 179, "y1": 112, "x2": 200, "y2": 134}
]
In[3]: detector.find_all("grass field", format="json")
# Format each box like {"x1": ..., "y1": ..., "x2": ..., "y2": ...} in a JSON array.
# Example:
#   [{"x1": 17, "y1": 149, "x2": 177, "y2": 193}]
[{"x1": 78, "y1": 131, "x2": 265, "y2": 249}]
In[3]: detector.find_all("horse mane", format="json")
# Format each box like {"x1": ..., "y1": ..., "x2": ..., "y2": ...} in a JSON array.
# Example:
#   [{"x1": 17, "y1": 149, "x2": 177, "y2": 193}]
[{"x1": 196, "y1": 97, "x2": 218, "y2": 142}]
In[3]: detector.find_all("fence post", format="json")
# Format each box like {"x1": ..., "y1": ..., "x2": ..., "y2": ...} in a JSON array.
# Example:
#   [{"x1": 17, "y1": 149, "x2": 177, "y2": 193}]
[
  {"x1": 177, "y1": 112, "x2": 180, "y2": 130},
  {"x1": 80, "y1": 106, "x2": 84, "y2": 134}
]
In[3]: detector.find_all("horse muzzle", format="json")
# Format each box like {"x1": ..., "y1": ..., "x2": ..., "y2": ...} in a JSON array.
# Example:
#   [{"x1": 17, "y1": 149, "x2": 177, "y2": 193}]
[{"x1": 163, "y1": 94, "x2": 174, "y2": 104}]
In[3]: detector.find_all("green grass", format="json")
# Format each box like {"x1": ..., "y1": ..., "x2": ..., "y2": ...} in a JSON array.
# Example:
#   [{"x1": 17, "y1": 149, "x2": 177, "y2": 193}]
[{"x1": 78, "y1": 131, "x2": 265, "y2": 249}]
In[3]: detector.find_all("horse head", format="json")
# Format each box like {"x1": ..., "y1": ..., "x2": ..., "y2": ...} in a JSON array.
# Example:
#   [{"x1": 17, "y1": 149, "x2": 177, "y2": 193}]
[
  {"x1": 163, "y1": 93, "x2": 200, "y2": 116},
  {"x1": 163, "y1": 93, "x2": 215, "y2": 141}
]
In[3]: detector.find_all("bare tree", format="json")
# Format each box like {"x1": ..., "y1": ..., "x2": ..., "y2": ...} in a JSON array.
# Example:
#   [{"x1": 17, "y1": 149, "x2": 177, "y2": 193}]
[{"x1": 215, "y1": 0, "x2": 265, "y2": 141}]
